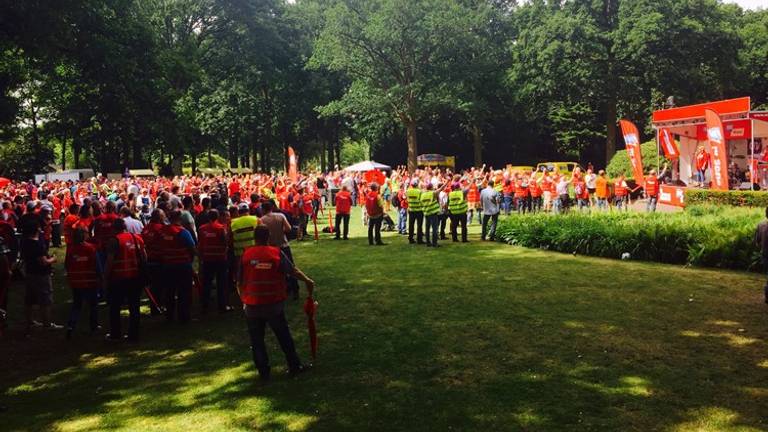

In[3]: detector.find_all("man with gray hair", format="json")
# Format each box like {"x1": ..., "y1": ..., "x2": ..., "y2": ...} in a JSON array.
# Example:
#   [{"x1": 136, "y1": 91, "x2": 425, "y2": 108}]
[{"x1": 480, "y1": 180, "x2": 501, "y2": 241}]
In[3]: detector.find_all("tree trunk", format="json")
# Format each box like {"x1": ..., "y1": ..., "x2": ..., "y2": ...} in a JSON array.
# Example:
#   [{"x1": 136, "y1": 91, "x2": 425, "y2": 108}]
[
  {"x1": 472, "y1": 124, "x2": 483, "y2": 168},
  {"x1": 208, "y1": 145, "x2": 212, "y2": 168},
  {"x1": 251, "y1": 133, "x2": 259, "y2": 172},
  {"x1": 605, "y1": 97, "x2": 617, "y2": 165},
  {"x1": 73, "y1": 137, "x2": 80, "y2": 169},
  {"x1": 229, "y1": 134, "x2": 239, "y2": 168},
  {"x1": 132, "y1": 139, "x2": 144, "y2": 168},
  {"x1": 60, "y1": 132, "x2": 67, "y2": 171},
  {"x1": 320, "y1": 139, "x2": 327, "y2": 172},
  {"x1": 191, "y1": 152, "x2": 197, "y2": 174},
  {"x1": 281, "y1": 122, "x2": 290, "y2": 172},
  {"x1": 405, "y1": 119, "x2": 418, "y2": 173}
]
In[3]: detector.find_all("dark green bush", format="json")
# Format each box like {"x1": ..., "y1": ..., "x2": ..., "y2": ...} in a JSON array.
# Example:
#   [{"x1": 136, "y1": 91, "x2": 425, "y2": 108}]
[
  {"x1": 685, "y1": 189, "x2": 768, "y2": 208},
  {"x1": 606, "y1": 140, "x2": 669, "y2": 180},
  {"x1": 495, "y1": 205, "x2": 764, "y2": 272}
]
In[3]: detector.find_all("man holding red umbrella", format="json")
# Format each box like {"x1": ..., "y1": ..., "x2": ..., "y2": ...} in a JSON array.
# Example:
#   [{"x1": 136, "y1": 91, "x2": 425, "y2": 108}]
[{"x1": 239, "y1": 225, "x2": 315, "y2": 382}]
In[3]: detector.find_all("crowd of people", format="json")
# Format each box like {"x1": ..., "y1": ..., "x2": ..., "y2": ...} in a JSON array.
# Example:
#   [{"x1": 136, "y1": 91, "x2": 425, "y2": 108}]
[{"x1": 0, "y1": 163, "x2": 666, "y2": 377}]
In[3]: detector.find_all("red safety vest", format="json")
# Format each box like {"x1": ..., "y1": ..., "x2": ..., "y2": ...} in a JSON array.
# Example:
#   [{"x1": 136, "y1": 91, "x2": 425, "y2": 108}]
[
  {"x1": 112, "y1": 233, "x2": 142, "y2": 280},
  {"x1": 514, "y1": 180, "x2": 528, "y2": 198},
  {"x1": 335, "y1": 191, "x2": 352, "y2": 215},
  {"x1": 529, "y1": 181, "x2": 542, "y2": 198},
  {"x1": 467, "y1": 184, "x2": 479, "y2": 203},
  {"x1": 575, "y1": 180, "x2": 589, "y2": 199},
  {"x1": 614, "y1": 180, "x2": 628, "y2": 197},
  {"x1": 240, "y1": 246, "x2": 287, "y2": 306},
  {"x1": 365, "y1": 191, "x2": 383, "y2": 217},
  {"x1": 160, "y1": 224, "x2": 192, "y2": 265},
  {"x1": 66, "y1": 242, "x2": 99, "y2": 289},
  {"x1": 645, "y1": 176, "x2": 659, "y2": 197},
  {"x1": 141, "y1": 222, "x2": 165, "y2": 263},
  {"x1": 93, "y1": 213, "x2": 119, "y2": 249},
  {"x1": 198, "y1": 221, "x2": 227, "y2": 262}
]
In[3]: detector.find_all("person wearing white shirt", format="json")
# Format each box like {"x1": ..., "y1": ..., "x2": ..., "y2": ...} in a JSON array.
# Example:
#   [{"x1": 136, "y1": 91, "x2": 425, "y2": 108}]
[
  {"x1": 554, "y1": 176, "x2": 571, "y2": 214},
  {"x1": 585, "y1": 169, "x2": 597, "y2": 206},
  {"x1": 120, "y1": 207, "x2": 144, "y2": 234}
]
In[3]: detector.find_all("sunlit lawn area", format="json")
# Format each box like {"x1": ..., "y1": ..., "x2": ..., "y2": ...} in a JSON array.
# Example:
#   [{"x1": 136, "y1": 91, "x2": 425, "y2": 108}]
[{"x1": 2, "y1": 208, "x2": 767, "y2": 431}]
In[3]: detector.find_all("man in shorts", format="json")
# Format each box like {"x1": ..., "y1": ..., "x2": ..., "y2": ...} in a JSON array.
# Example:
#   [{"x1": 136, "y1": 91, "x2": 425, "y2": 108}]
[{"x1": 22, "y1": 217, "x2": 61, "y2": 335}]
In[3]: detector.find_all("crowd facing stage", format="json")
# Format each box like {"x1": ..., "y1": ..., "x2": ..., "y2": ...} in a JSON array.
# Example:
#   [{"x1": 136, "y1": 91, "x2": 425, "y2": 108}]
[{"x1": 0, "y1": 163, "x2": 667, "y2": 375}]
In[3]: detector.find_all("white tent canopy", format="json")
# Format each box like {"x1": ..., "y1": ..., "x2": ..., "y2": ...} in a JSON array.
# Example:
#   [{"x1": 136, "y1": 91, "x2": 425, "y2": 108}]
[{"x1": 343, "y1": 161, "x2": 391, "y2": 172}]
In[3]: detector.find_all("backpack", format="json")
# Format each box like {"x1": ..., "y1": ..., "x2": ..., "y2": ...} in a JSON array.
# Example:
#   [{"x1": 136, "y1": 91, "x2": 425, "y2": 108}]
[{"x1": 391, "y1": 193, "x2": 401, "y2": 208}]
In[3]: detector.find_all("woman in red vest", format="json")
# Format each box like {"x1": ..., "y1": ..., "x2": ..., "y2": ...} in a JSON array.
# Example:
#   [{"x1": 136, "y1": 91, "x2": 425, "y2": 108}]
[
  {"x1": 239, "y1": 225, "x2": 315, "y2": 381},
  {"x1": 65, "y1": 228, "x2": 101, "y2": 339}
]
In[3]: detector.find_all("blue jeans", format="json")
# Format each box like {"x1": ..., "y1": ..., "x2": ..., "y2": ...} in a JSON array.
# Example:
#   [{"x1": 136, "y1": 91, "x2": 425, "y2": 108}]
[
  {"x1": 481, "y1": 213, "x2": 499, "y2": 241},
  {"x1": 502, "y1": 196, "x2": 513, "y2": 215},
  {"x1": 552, "y1": 197, "x2": 561, "y2": 214},
  {"x1": 597, "y1": 198, "x2": 607, "y2": 210},
  {"x1": 615, "y1": 196, "x2": 628, "y2": 211},
  {"x1": 646, "y1": 196, "x2": 658, "y2": 212},
  {"x1": 397, "y1": 208, "x2": 407, "y2": 234}
]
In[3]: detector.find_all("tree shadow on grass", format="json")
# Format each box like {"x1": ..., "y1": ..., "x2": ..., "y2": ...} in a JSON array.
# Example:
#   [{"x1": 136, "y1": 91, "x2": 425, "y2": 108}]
[{"x1": 2, "y1": 238, "x2": 768, "y2": 431}]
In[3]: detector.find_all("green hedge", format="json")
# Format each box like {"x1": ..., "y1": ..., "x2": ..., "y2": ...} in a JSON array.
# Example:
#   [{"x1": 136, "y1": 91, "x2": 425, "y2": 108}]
[
  {"x1": 685, "y1": 189, "x2": 768, "y2": 208},
  {"x1": 495, "y1": 205, "x2": 764, "y2": 272},
  {"x1": 606, "y1": 140, "x2": 669, "y2": 180}
]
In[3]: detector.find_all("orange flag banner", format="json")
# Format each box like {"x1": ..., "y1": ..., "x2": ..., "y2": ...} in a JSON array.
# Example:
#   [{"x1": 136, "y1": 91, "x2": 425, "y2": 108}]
[
  {"x1": 619, "y1": 120, "x2": 645, "y2": 185},
  {"x1": 704, "y1": 109, "x2": 729, "y2": 191},
  {"x1": 659, "y1": 128, "x2": 680, "y2": 160},
  {"x1": 288, "y1": 147, "x2": 298, "y2": 183}
]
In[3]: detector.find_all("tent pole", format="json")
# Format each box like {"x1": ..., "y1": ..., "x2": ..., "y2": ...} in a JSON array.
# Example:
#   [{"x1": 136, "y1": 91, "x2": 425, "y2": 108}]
[
  {"x1": 751, "y1": 119, "x2": 755, "y2": 191},
  {"x1": 656, "y1": 128, "x2": 660, "y2": 173}
]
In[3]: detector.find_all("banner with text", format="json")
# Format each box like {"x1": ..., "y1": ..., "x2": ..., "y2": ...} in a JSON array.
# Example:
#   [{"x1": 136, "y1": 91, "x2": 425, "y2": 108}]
[
  {"x1": 619, "y1": 120, "x2": 645, "y2": 184},
  {"x1": 704, "y1": 109, "x2": 729, "y2": 191},
  {"x1": 659, "y1": 128, "x2": 680, "y2": 160}
]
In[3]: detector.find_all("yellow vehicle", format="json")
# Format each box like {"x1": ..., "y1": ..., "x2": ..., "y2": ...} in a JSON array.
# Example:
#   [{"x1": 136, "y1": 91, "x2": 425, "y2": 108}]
[
  {"x1": 505, "y1": 165, "x2": 535, "y2": 175},
  {"x1": 536, "y1": 162, "x2": 583, "y2": 177}
]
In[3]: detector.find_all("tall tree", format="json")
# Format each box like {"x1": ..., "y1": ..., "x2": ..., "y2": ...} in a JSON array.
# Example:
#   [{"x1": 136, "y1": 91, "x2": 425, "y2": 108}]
[{"x1": 311, "y1": 0, "x2": 481, "y2": 172}]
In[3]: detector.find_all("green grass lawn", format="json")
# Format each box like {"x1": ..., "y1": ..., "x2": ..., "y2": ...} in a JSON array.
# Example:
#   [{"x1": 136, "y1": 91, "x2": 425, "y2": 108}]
[{"x1": 2, "y1": 208, "x2": 767, "y2": 431}]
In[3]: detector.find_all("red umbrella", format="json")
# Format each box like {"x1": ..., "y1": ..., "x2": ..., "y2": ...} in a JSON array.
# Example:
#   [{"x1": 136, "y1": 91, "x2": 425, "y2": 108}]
[
  {"x1": 303, "y1": 296, "x2": 318, "y2": 359},
  {"x1": 0, "y1": 178, "x2": 10, "y2": 188},
  {"x1": 364, "y1": 170, "x2": 385, "y2": 186}
]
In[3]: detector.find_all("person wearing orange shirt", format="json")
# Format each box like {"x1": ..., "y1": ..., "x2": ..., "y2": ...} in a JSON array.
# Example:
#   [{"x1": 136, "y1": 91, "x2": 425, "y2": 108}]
[{"x1": 595, "y1": 170, "x2": 609, "y2": 211}]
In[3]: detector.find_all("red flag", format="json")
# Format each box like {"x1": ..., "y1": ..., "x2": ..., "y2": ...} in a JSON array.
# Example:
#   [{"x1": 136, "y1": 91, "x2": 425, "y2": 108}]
[
  {"x1": 303, "y1": 296, "x2": 318, "y2": 359},
  {"x1": 288, "y1": 147, "x2": 298, "y2": 183},
  {"x1": 619, "y1": 120, "x2": 645, "y2": 185},
  {"x1": 659, "y1": 128, "x2": 680, "y2": 160},
  {"x1": 704, "y1": 109, "x2": 729, "y2": 191},
  {"x1": 364, "y1": 170, "x2": 386, "y2": 185}
]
